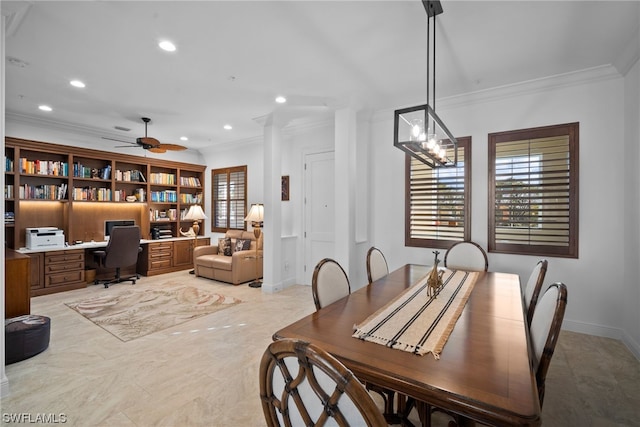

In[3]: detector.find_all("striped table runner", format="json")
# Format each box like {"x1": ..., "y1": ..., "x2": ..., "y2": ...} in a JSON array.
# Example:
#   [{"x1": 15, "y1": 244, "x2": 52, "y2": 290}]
[{"x1": 352, "y1": 269, "x2": 479, "y2": 358}]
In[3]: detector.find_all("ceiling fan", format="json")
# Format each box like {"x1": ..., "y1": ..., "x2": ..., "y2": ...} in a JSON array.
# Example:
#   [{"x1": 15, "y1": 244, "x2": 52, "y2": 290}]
[{"x1": 103, "y1": 117, "x2": 187, "y2": 153}]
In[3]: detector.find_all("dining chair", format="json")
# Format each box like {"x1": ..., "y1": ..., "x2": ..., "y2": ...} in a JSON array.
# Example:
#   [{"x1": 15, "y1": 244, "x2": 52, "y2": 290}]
[
  {"x1": 259, "y1": 338, "x2": 387, "y2": 427},
  {"x1": 523, "y1": 259, "x2": 548, "y2": 325},
  {"x1": 366, "y1": 246, "x2": 389, "y2": 284},
  {"x1": 311, "y1": 258, "x2": 350, "y2": 310},
  {"x1": 530, "y1": 282, "x2": 568, "y2": 406},
  {"x1": 444, "y1": 241, "x2": 488, "y2": 272}
]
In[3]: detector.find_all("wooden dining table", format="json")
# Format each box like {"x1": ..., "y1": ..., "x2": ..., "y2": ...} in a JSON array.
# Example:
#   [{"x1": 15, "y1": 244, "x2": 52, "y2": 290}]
[{"x1": 273, "y1": 264, "x2": 541, "y2": 426}]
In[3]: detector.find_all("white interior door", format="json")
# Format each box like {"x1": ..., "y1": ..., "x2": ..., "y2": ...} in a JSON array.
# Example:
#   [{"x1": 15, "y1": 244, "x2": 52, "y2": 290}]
[{"x1": 303, "y1": 151, "x2": 335, "y2": 285}]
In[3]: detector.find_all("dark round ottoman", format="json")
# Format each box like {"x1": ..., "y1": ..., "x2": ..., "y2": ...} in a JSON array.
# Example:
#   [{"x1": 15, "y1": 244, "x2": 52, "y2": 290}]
[{"x1": 5, "y1": 315, "x2": 51, "y2": 365}]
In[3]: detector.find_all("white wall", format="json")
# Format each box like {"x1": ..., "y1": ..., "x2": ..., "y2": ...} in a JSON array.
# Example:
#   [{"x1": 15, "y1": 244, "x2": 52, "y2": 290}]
[{"x1": 372, "y1": 67, "x2": 635, "y2": 349}]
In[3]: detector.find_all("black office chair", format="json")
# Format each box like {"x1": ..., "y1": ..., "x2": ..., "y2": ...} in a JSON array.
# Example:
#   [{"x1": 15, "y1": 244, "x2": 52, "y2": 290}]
[{"x1": 93, "y1": 225, "x2": 142, "y2": 288}]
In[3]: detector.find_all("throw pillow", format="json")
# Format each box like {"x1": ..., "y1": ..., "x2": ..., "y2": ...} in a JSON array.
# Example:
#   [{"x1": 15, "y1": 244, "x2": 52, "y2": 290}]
[
  {"x1": 235, "y1": 238, "x2": 251, "y2": 252},
  {"x1": 218, "y1": 237, "x2": 232, "y2": 256}
]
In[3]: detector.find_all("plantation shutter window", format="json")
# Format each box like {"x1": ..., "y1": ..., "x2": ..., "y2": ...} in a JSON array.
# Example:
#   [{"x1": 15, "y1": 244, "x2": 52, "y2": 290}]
[
  {"x1": 211, "y1": 165, "x2": 247, "y2": 232},
  {"x1": 405, "y1": 137, "x2": 471, "y2": 249},
  {"x1": 488, "y1": 123, "x2": 579, "y2": 258}
]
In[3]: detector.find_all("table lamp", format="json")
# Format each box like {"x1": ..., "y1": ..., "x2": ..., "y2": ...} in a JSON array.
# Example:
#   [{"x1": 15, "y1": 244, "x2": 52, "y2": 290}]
[
  {"x1": 184, "y1": 204, "x2": 207, "y2": 274},
  {"x1": 244, "y1": 203, "x2": 264, "y2": 288}
]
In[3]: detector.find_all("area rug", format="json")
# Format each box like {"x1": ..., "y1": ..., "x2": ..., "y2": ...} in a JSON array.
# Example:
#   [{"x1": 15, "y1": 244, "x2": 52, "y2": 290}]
[{"x1": 65, "y1": 284, "x2": 242, "y2": 342}]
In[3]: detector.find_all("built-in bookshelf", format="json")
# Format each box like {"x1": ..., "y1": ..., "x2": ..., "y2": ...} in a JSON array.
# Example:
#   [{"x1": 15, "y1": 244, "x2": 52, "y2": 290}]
[{"x1": 4, "y1": 137, "x2": 206, "y2": 249}]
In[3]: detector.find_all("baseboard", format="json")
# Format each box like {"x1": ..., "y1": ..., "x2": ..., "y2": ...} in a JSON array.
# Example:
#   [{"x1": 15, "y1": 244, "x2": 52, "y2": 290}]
[
  {"x1": 563, "y1": 319, "x2": 640, "y2": 361},
  {"x1": 621, "y1": 330, "x2": 640, "y2": 361},
  {"x1": 261, "y1": 278, "x2": 296, "y2": 294}
]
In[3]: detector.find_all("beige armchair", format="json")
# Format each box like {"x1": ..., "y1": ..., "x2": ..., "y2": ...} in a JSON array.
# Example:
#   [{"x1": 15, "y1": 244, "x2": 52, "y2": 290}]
[{"x1": 193, "y1": 230, "x2": 263, "y2": 285}]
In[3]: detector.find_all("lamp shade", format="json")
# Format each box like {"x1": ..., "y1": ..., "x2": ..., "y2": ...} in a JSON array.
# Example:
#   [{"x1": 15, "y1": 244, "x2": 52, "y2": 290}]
[
  {"x1": 184, "y1": 205, "x2": 207, "y2": 221},
  {"x1": 244, "y1": 203, "x2": 264, "y2": 223}
]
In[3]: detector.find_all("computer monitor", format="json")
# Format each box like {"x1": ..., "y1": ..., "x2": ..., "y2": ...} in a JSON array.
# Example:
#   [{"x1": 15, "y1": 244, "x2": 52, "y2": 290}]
[{"x1": 104, "y1": 219, "x2": 135, "y2": 240}]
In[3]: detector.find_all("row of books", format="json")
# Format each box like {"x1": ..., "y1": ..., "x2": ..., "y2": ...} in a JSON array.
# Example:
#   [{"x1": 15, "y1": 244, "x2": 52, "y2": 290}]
[
  {"x1": 19, "y1": 158, "x2": 69, "y2": 176},
  {"x1": 5, "y1": 185, "x2": 14, "y2": 199},
  {"x1": 72, "y1": 187, "x2": 112, "y2": 201},
  {"x1": 150, "y1": 190, "x2": 178, "y2": 203},
  {"x1": 179, "y1": 176, "x2": 201, "y2": 187},
  {"x1": 19, "y1": 183, "x2": 68, "y2": 200},
  {"x1": 180, "y1": 192, "x2": 203, "y2": 204},
  {"x1": 115, "y1": 169, "x2": 146, "y2": 182},
  {"x1": 149, "y1": 172, "x2": 176, "y2": 185},
  {"x1": 73, "y1": 163, "x2": 111, "y2": 180},
  {"x1": 5, "y1": 156, "x2": 13, "y2": 172}
]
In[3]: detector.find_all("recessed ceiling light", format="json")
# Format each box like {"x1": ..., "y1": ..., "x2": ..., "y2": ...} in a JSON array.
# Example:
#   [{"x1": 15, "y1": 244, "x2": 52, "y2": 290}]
[
  {"x1": 159, "y1": 40, "x2": 176, "y2": 52},
  {"x1": 275, "y1": 96, "x2": 287, "y2": 104},
  {"x1": 38, "y1": 105, "x2": 52, "y2": 112},
  {"x1": 70, "y1": 79, "x2": 85, "y2": 88},
  {"x1": 180, "y1": 136, "x2": 188, "y2": 141},
  {"x1": 223, "y1": 124, "x2": 232, "y2": 130}
]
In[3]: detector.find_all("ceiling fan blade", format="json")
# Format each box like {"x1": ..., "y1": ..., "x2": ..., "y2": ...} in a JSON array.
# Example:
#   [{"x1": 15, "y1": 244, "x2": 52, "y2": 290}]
[
  {"x1": 148, "y1": 147, "x2": 167, "y2": 154},
  {"x1": 102, "y1": 136, "x2": 132, "y2": 144},
  {"x1": 157, "y1": 144, "x2": 187, "y2": 151},
  {"x1": 114, "y1": 145, "x2": 138, "y2": 148},
  {"x1": 137, "y1": 137, "x2": 161, "y2": 147}
]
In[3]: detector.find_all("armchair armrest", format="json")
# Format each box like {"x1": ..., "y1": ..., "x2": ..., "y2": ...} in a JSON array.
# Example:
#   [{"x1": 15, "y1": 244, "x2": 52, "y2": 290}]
[
  {"x1": 194, "y1": 245, "x2": 219, "y2": 258},
  {"x1": 231, "y1": 249, "x2": 263, "y2": 266}
]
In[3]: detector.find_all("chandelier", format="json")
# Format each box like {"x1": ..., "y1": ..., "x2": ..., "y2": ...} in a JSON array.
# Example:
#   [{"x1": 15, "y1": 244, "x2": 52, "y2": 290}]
[{"x1": 394, "y1": 0, "x2": 458, "y2": 168}]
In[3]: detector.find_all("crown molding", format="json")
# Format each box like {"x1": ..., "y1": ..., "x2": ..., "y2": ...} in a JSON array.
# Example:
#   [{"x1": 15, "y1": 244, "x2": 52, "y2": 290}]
[{"x1": 371, "y1": 65, "x2": 622, "y2": 123}]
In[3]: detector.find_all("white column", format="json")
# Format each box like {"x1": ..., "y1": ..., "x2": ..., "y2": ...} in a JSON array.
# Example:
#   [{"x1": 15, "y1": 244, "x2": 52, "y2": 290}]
[
  {"x1": 1, "y1": 12, "x2": 10, "y2": 397},
  {"x1": 334, "y1": 106, "x2": 357, "y2": 277},
  {"x1": 260, "y1": 114, "x2": 284, "y2": 293}
]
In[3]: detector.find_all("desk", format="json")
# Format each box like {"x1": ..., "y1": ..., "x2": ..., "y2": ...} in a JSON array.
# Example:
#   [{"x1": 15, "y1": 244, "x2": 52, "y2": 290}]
[
  {"x1": 274, "y1": 264, "x2": 540, "y2": 426},
  {"x1": 15, "y1": 236, "x2": 210, "y2": 295}
]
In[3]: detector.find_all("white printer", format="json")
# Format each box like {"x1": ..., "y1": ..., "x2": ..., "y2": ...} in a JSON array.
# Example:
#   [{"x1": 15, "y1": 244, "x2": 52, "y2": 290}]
[{"x1": 26, "y1": 227, "x2": 65, "y2": 249}]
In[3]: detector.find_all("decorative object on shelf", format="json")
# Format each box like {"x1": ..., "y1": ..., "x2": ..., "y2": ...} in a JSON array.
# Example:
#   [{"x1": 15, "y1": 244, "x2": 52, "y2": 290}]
[
  {"x1": 393, "y1": 0, "x2": 458, "y2": 168},
  {"x1": 102, "y1": 117, "x2": 187, "y2": 154},
  {"x1": 427, "y1": 250, "x2": 444, "y2": 297},
  {"x1": 125, "y1": 195, "x2": 137, "y2": 202},
  {"x1": 244, "y1": 203, "x2": 264, "y2": 288},
  {"x1": 182, "y1": 204, "x2": 207, "y2": 274}
]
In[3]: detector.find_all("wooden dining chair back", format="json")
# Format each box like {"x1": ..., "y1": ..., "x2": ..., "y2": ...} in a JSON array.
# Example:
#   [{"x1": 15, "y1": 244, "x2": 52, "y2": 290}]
[
  {"x1": 444, "y1": 241, "x2": 488, "y2": 272},
  {"x1": 259, "y1": 338, "x2": 387, "y2": 427},
  {"x1": 529, "y1": 282, "x2": 567, "y2": 406},
  {"x1": 524, "y1": 259, "x2": 548, "y2": 325},
  {"x1": 312, "y1": 258, "x2": 350, "y2": 310},
  {"x1": 366, "y1": 246, "x2": 389, "y2": 284}
]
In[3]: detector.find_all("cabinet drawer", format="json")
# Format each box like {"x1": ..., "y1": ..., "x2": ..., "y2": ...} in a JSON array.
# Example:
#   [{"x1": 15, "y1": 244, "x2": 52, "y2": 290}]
[
  {"x1": 149, "y1": 259, "x2": 172, "y2": 269},
  {"x1": 46, "y1": 269, "x2": 85, "y2": 287},
  {"x1": 46, "y1": 261, "x2": 84, "y2": 273},
  {"x1": 46, "y1": 251, "x2": 84, "y2": 264},
  {"x1": 149, "y1": 243, "x2": 173, "y2": 252},
  {"x1": 149, "y1": 250, "x2": 172, "y2": 260}
]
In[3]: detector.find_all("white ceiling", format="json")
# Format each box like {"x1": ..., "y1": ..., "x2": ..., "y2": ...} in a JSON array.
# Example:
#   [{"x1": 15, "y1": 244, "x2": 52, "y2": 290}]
[{"x1": 3, "y1": 1, "x2": 639, "y2": 153}]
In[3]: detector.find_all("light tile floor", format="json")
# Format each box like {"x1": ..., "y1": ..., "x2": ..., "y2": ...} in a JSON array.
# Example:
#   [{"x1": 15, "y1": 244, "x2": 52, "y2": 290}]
[{"x1": 3, "y1": 271, "x2": 639, "y2": 426}]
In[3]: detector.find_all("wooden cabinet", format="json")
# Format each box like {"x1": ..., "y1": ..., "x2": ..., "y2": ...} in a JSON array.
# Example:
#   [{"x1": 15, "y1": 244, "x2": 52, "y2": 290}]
[
  {"x1": 173, "y1": 238, "x2": 210, "y2": 268},
  {"x1": 28, "y1": 252, "x2": 44, "y2": 291},
  {"x1": 5, "y1": 137, "x2": 205, "y2": 248},
  {"x1": 138, "y1": 238, "x2": 210, "y2": 276},
  {"x1": 5, "y1": 249, "x2": 31, "y2": 318},
  {"x1": 29, "y1": 249, "x2": 86, "y2": 296}
]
